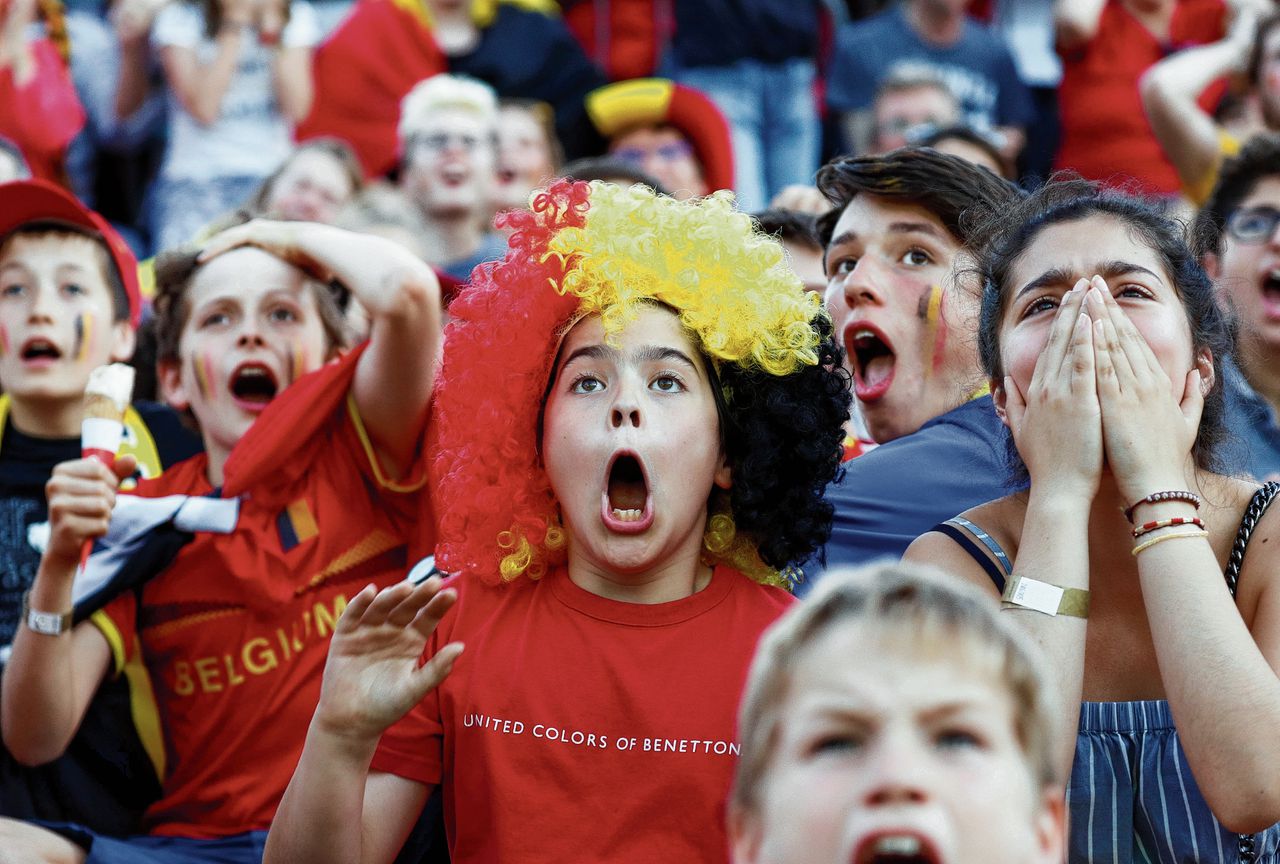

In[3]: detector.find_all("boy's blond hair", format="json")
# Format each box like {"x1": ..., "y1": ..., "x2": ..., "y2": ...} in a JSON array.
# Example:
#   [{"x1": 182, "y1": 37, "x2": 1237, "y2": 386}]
[
  {"x1": 731, "y1": 563, "x2": 1061, "y2": 814},
  {"x1": 398, "y1": 74, "x2": 499, "y2": 146}
]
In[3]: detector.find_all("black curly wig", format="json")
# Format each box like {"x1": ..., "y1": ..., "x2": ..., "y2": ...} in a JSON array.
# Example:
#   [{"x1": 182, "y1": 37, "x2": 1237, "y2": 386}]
[{"x1": 717, "y1": 313, "x2": 851, "y2": 572}]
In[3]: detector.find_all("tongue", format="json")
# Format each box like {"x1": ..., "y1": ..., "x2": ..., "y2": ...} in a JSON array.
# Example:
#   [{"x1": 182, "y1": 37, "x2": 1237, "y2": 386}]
[
  {"x1": 862, "y1": 354, "x2": 894, "y2": 390},
  {"x1": 609, "y1": 480, "x2": 647, "y2": 511}
]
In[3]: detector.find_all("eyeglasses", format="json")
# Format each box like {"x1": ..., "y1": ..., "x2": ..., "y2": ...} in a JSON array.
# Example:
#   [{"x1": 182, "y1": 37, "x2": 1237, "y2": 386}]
[
  {"x1": 409, "y1": 132, "x2": 495, "y2": 156},
  {"x1": 612, "y1": 140, "x2": 694, "y2": 166},
  {"x1": 1226, "y1": 206, "x2": 1280, "y2": 244}
]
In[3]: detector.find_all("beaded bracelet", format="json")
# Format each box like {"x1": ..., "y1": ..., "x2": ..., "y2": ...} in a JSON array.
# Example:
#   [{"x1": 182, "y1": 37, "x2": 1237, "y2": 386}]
[
  {"x1": 1132, "y1": 528, "x2": 1209, "y2": 556},
  {"x1": 1123, "y1": 490, "x2": 1203, "y2": 523},
  {"x1": 1131, "y1": 516, "x2": 1206, "y2": 539}
]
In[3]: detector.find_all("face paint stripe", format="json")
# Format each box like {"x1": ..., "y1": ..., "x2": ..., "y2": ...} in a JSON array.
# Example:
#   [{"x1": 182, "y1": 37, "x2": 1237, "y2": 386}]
[
  {"x1": 0, "y1": 324, "x2": 8, "y2": 356},
  {"x1": 75, "y1": 313, "x2": 93, "y2": 363},
  {"x1": 923, "y1": 284, "x2": 946, "y2": 374},
  {"x1": 195, "y1": 352, "x2": 214, "y2": 401}
]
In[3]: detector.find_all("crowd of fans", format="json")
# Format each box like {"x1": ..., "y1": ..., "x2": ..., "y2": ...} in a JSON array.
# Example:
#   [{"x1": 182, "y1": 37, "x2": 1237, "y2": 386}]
[{"x1": 2, "y1": 0, "x2": 1280, "y2": 862}]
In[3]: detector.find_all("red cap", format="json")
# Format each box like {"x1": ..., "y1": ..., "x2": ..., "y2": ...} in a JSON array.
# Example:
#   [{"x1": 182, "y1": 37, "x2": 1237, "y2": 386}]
[{"x1": 0, "y1": 179, "x2": 143, "y2": 328}]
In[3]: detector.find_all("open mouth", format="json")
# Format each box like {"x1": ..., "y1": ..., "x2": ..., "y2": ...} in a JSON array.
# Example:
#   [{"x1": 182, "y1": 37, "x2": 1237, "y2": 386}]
[
  {"x1": 601, "y1": 452, "x2": 654, "y2": 533},
  {"x1": 853, "y1": 833, "x2": 943, "y2": 864},
  {"x1": 846, "y1": 324, "x2": 896, "y2": 402},
  {"x1": 496, "y1": 167, "x2": 517, "y2": 185},
  {"x1": 1262, "y1": 268, "x2": 1280, "y2": 317},
  {"x1": 20, "y1": 338, "x2": 62, "y2": 362},
  {"x1": 229, "y1": 363, "x2": 279, "y2": 409}
]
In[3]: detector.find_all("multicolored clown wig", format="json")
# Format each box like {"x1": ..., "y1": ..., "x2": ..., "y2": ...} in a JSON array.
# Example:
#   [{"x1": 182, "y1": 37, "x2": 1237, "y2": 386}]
[{"x1": 429, "y1": 179, "x2": 851, "y2": 588}]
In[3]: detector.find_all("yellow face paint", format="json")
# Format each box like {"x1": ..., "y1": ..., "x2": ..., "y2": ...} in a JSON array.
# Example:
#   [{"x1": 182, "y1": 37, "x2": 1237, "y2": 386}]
[
  {"x1": 74, "y1": 313, "x2": 93, "y2": 363},
  {"x1": 194, "y1": 352, "x2": 214, "y2": 401},
  {"x1": 923, "y1": 284, "x2": 944, "y2": 374},
  {"x1": 290, "y1": 343, "x2": 307, "y2": 386}
]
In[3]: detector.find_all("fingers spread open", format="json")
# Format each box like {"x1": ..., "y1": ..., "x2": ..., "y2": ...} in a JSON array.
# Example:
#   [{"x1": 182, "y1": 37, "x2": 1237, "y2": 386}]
[
  {"x1": 336, "y1": 583, "x2": 380, "y2": 633},
  {"x1": 361, "y1": 581, "x2": 417, "y2": 628},
  {"x1": 411, "y1": 641, "x2": 464, "y2": 696},
  {"x1": 410, "y1": 586, "x2": 459, "y2": 641},
  {"x1": 386, "y1": 578, "x2": 444, "y2": 628}
]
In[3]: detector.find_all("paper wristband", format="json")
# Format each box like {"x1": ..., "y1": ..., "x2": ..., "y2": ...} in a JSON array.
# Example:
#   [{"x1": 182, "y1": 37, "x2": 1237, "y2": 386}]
[{"x1": 1001, "y1": 575, "x2": 1090, "y2": 618}]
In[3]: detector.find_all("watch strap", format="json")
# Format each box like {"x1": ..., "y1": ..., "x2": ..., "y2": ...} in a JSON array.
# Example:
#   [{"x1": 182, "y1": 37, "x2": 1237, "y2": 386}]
[{"x1": 22, "y1": 590, "x2": 72, "y2": 635}]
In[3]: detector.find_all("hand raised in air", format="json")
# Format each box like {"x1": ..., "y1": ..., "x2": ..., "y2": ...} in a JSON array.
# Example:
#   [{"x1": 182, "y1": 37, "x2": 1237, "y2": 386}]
[{"x1": 313, "y1": 578, "x2": 463, "y2": 744}]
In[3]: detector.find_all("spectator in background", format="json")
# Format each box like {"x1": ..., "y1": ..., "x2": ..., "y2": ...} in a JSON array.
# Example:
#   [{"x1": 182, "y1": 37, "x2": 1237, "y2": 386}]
[
  {"x1": 1196, "y1": 134, "x2": 1280, "y2": 480},
  {"x1": 0, "y1": 0, "x2": 85, "y2": 183},
  {"x1": 0, "y1": 137, "x2": 33, "y2": 182},
  {"x1": 802, "y1": 148, "x2": 1021, "y2": 590},
  {"x1": 1054, "y1": 0, "x2": 1228, "y2": 199},
  {"x1": 1142, "y1": 0, "x2": 1278, "y2": 205},
  {"x1": 988, "y1": 0, "x2": 1061, "y2": 182},
  {"x1": 867, "y1": 67, "x2": 962, "y2": 154},
  {"x1": 397, "y1": 73, "x2": 506, "y2": 282},
  {"x1": 302, "y1": 0, "x2": 605, "y2": 178},
  {"x1": 916, "y1": 124, "x2": 1013, "y2": 178},
  {"x1": 585, "y1": 78, "x2": 734, "y2": 201},
  {"x1": 246, "y1": 138, "x2": 364, "y2": 224},
  {"x1": 150, "y1": 0, "x2": 317, "y2": 252},
  {"x1": 558, "y1": 155, "x2": 667, "y2": 195},
  {"x1": 827, "y1": 0, "x2": 1032, "y2": 167},
  {"x1": 662, "y1": 0, "x2": 822, "y2": 212},
  {"x1": 492, "y1": 99, "x2": 561, "y2": 213},
  {"x1": 753, "y1": 209, "x2": 826, "y2": 296}
]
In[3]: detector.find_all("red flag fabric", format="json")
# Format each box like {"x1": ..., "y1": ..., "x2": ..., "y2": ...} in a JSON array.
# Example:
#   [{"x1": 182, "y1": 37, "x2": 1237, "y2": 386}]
[
  {"x1": 0, "y1": 38, "x2": 85, "y2": 182},
  {"x1": 296, "y1": 0, "x2": 446, "y2": 178}
]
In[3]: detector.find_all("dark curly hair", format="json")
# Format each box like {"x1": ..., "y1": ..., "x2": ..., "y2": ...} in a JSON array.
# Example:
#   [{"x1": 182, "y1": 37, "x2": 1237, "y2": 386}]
[
  {"x1": 975, "y1": 175, "x2": 1237, "y2": 481},
  {"x1": 429, "y1": 179, "x2": 850, "y2": 587}
]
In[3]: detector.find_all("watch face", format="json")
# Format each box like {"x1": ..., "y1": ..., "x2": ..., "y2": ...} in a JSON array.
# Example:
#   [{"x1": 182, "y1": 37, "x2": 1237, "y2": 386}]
[{"x1": 27, "y1": 609, "x2": 67, "y2": 635}]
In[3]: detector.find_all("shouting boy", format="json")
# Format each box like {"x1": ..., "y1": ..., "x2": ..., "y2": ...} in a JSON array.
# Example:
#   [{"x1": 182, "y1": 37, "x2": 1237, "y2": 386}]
[
  {"x1": 0, "y1": 179, "x2": 199, "y2": 833},
  {"x1": 0, "y1": 217, "x2": 440, "y2": 862},
  {"x1": 729, "y1": 563, "x2": 1066, "y2": 864}
]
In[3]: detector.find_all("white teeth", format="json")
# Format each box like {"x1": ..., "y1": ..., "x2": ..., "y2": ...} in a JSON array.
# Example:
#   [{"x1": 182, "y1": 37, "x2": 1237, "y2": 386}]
[
  {"x1": 239, "y1": 367, "x2": 268, "y2": 378},
  {"x1": 854, "y1": 329, "x2": 876, "y2": 340},
  {"x1": 611, "y1": 508, "x2": 643, "y2": 522},
  {"x1": 874, "y1": 835, "x2": 922, "y2": 856}
]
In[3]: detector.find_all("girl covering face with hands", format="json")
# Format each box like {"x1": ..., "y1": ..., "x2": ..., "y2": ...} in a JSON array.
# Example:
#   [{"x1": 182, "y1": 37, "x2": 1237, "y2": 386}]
[{"x1": 906, "y1": 178, "x2": 1280, "y2": 863}]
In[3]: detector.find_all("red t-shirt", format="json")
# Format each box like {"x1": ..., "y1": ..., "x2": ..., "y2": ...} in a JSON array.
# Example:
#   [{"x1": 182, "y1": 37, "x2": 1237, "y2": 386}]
[
  {"x1": 95, "y1": 351, "x2": 428, "y2": 839},
  {"x1": 1054, "y1": 0, "x2": 1224, "y2": 195},
  {"x1": 371, "y1": 565, "x2": 794, "y2": 863}
]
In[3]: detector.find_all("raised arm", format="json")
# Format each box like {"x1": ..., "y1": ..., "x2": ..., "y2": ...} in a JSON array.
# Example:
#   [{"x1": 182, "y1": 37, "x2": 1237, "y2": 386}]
[
  {"x1": 910, "y1": 280, "x2": 1101, "y2": 779},
  {"x1": 0, "y1": 457, "x2": 130, "y2": 764},
  {"x1": 1090, "y1": 284, "x2": 1280, "y2": 832},
  {"x1": 262, "y1": 0, "x2": 313, "y2": 123},
  {"x1": 198, "y1": 220, "x2": 443, "y2": 475},
  {"x1": 264, "y1": 579, "x2": 462, "y2": 864},
  {"x1": 158, "y1": 0, "x2": 256, "y2": 127},
  {"x1": 1139, "y1": 2, "x2": 1263, "y2": 198}
]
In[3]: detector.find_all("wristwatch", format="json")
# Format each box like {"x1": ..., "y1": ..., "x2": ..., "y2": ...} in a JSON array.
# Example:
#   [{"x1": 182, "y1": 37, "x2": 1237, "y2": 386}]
[{"x1": 21, "y1": 591, "x2": 72, "y2": 635}]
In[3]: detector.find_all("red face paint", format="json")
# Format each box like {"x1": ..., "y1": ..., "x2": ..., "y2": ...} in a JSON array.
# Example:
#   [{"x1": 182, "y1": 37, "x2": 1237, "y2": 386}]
[{"x1": 0, "y1": 324, "x2": 8, "y2": 357}]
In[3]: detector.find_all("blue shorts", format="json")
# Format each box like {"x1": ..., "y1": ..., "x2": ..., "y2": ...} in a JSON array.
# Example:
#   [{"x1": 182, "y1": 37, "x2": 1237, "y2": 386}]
[{"x1": 37, "y1": 823, "x2": 267, "y2": 864}]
